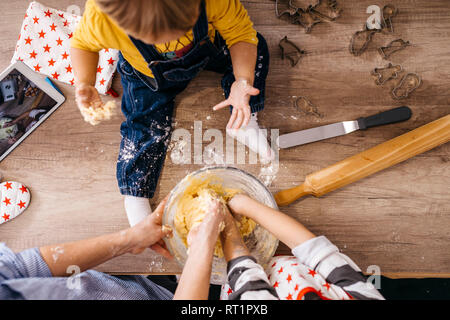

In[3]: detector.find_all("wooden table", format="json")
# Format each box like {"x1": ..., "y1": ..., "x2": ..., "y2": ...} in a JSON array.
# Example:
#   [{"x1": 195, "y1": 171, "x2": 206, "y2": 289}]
[{"x1": 1, "y1": 0, "x2": 449, "y2": 278}]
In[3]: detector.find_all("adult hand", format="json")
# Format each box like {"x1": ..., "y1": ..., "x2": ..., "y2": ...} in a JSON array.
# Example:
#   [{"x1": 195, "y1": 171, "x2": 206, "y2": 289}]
[
  {"x1": 212, "y1": 79, "x2": 260, "y2": 130},
  {"x1": 186, "y1": 199, "x2": 226, "y2": 251},
  {"x1": 75, "y1": 83, "x2": 103, "y2": 110},
  {"x1": 127, "y1": 197, "x2": 173, "y2": 258}
]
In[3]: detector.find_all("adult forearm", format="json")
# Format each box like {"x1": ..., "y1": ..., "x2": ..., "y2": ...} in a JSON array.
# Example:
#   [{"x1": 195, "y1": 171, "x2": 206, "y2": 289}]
[
  {"x1": 229, "y1": 195, "x2": 315, "y2": 249},
  {"x1": 39, "y1": 229, "x2": 134, "y2": 277},
  {"x1": 70, "y1": 47, "x2": 99, "y2": 86},
  {"x1": 229, "y1": 41, "x2": 257, "y2": 84}
]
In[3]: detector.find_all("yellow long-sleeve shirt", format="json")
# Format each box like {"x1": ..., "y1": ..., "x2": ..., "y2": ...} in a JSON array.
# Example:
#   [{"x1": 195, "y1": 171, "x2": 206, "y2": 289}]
[{"x1": 71, "y1": 0, "x2": 258, "y2": 78}]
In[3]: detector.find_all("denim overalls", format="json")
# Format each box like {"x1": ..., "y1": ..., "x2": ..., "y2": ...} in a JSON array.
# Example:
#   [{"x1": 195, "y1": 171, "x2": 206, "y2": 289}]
[{"x1": 116, "y1": 1, "x2": 270, "y2": 198}]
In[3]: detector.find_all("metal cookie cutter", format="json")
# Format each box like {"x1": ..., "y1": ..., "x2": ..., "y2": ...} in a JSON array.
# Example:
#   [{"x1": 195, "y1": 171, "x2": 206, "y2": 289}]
[
  {"x1": 349, "y1": 26, "x2": 380, "y2": 56},
  {"x1": 392, "y1": 73, "x2": 421, "y2": 99},
  {"x1": 279, "y1": 36, "x2": 306, "y2": 67},
  {"x1": 378, "y1": 39, "x2": 410, "y2": 59},
  {"x1": 371, "y1": 63, "x2": 402, "y2": 85},
  {"x1": 292, "y1": 7, "x2": 322, "y2": 33},
  {"x1": 294, "y1": 96, "x2": 323, "y2": 118},
  {"x1": 275, "y1": 0, "x2": 298, "y2": 18},
  {"x1": 309, "y1": 0, "x2": 342, "y2": 21},
  {"x1": 381, "y1": 4, "x2": 398, "y2": 33}
]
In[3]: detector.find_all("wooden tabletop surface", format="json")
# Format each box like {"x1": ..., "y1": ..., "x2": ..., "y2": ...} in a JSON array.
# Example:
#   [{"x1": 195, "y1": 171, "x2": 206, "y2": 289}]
[{"x1": 0, "y1": 0, "x2": 449, "y2": 277}]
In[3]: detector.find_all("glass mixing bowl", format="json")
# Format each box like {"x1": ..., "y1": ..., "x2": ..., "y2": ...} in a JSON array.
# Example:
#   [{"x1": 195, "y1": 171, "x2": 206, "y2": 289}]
[{"x1": 163, "y1": 166, "x2": 279, "y2": 284}]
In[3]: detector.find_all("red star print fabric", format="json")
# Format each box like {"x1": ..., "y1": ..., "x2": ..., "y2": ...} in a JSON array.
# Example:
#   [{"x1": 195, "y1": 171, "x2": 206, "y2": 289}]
[
  {"x1": 220, "y1": 256, "x2": 350, "y2": 300},
  {"x1": 265, "y1": 256, "x2": 349, "y2": 300},
  {"x1": 220, "y1": 236, "x2": 384, "y2": 300},
  {"x1": 0, "y1": 181, "x2": 30, "y2": 225},
  {"x1": 11, "y1": 1, "x2": 119, "y2": 95}
]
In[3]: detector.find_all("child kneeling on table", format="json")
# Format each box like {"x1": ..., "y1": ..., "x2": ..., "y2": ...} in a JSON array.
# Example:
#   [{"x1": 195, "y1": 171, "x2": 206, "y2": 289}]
[{"x1": 70, "y1": 0, "x2": 273, "y2": 225}]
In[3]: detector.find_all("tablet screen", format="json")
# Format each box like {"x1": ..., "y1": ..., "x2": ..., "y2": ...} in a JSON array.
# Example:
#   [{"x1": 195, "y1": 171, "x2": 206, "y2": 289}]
[{"x1": 0, "y1": 69, "x2": 58, "y2": 159}]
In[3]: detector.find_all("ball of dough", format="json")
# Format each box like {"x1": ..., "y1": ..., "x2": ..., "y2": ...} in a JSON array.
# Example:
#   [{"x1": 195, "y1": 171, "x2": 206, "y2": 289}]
[{"x1": 80, "y1": 101, "x2": 116, "y2": 126}]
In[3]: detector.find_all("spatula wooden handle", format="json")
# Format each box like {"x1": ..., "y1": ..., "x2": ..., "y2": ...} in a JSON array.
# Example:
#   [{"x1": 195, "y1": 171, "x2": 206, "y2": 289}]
[{"x1": 275, "y1": 114, "x2": 450, "y2": 207}]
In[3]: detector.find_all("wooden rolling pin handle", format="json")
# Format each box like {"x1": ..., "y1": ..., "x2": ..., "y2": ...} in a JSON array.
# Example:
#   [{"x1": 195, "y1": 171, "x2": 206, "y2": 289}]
[{"x1": 273, "y1": 181, "x2": 314, "y2": 207}]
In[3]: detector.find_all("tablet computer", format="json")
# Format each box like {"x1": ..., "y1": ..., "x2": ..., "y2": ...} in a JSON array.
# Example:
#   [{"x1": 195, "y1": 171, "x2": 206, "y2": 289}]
[{"x1": 0, "y1": 61, "x2": 65, "y2": 162}]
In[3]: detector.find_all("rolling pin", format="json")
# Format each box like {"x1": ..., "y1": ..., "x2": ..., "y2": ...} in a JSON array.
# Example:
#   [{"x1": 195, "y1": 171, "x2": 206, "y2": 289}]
[{"x1": 274, "y1": 114, "x2": 450, "y2": 206}]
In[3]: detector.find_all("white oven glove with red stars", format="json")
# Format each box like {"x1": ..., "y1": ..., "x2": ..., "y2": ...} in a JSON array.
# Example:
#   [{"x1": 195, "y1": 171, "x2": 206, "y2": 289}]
[
  {"x1": 0, "y1": 181, "x2": 31, "y2": 225},
  {"x1": 11, "y1": 1, "x2": 119, "y2": 95}
]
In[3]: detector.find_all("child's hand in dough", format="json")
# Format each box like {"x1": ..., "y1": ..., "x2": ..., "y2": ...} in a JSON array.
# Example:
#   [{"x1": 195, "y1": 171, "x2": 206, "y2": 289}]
[
  {"x1": 75, "y1": 83, "x2": 103, "y2": 110},
  {"x1": 228, "y1": 193, "x2": 252, "y2": 218},
  {"x1": 212, "y1": 79, "x2": 260, "y2": 130}
]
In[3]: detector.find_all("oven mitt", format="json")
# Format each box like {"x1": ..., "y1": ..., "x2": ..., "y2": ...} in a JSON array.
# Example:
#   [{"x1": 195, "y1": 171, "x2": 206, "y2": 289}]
[
  {"x1": 11, "y1": 1, "x2": 119, "y2": 95},
  {"x1": 0, "y1": 181, "x2": 31, "y2": 224}
]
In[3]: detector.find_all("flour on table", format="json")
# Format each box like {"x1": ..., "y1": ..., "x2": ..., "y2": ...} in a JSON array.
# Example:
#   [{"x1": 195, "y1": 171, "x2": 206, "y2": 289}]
[
  {"x1": 148, "y1": 255, "x2": 165, "y2": 272},
  {"x1": 258, "y1": 162, "x2": 277, "y2": 187},
  {"x1": 204, "y1": 145, "x2": 225, "y2": 165},
  {"x1": 169, "y1": 139, "x2": 190, "y2": 164}
]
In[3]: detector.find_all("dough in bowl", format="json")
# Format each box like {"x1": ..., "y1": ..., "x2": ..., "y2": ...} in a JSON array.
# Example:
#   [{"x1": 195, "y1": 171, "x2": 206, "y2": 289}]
[{"x1": 174, "y1": 176, "x2": 256, "y2": 257}]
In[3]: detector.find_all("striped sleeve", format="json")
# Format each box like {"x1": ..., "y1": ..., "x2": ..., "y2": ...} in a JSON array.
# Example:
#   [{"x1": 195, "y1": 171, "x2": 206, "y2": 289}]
[
  {"x1": 227, "y1": 255, "x2": 278, "y2": 300},
  {"x1": 292, "y1": 236, "x2": 384, "y2": 300}
]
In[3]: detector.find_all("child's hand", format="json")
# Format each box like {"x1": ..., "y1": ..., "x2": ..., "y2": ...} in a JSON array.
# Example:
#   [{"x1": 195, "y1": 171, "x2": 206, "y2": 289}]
[
  {"x1": 220, "y1": 203, "x2": 250, "y2": 261},
  {"x1": 213, "y1": 79, "x2": 260, "y2": 130},
  {"x1": 228, "y1": 193, "x2": 253, "y2": 218},
  {"x1": 75, "y1": 83, "x2": 103, "y2": 110}
]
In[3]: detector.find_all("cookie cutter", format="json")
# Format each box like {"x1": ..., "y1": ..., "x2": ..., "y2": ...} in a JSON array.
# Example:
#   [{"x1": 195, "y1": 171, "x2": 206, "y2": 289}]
[
  {"x1": 371, "y1": 63, "x2": 402, "y2": 85},
  {"x1": 292, "y1": 7, "x2": 322, "y2": 33},
  {"x1": 275, "y1": 0, "x2": 341, "y2": 33},
  {"x1": 381, "y1": 4, "x2": 398, "y2": 33},
  {"x1": 275, "y1": 0, "x2": 298, "y2": 18},
  {"x1": 392, "y1": 73, "x2": 421, "y2": 99},
  {"x1": 294, "y1": 96, "x2": 323, "y2": 118},
  {"x1": 309, "y1": 0, "x2": 342, "y2": 21},
  {"x1": 378, "y1": 38, "x2": 410, "y2": 59},
  {"x1": 349, "y1": 26, "x2": 380, "y2": 56},
  {"x1": 279, "y1": 36, "x2": 306, "y2": 67}
]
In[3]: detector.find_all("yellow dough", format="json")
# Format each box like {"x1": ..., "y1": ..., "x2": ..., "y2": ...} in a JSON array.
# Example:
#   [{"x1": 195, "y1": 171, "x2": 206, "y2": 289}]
[
  {"x1": 174, "y1": 176, "x2": 256, "y2": 257},
  {"x1": 80, "y1": 100, "x2": 116, "y2": 126}
]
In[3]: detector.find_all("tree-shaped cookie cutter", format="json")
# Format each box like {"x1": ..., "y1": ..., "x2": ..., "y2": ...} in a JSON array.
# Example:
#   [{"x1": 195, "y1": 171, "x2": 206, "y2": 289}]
[
  {"x1": 279, "y1": 36, "x2": 306, "y2": 67},
  {"x1": 309, "y1": 0, "x2": 342, "y2": 21},
  {"x1": 391, "y1": 73, "x2": 421, "y2": 99},
  {"x1": 275, "y1": 0, "x2": 298, "y2": 18},
  {"x1": 371, "y1": 63, "x2": 403, "y2": 85},
  {"x1": 275, "y1": 0, "x2": 342, "y2": 33},
  {"x1": 378, "y1": 39, "x2": 410, "y2": 60},
  {"x1": 292, "y1": 7, "x2": 322, "y2": 33},
  {"x1": 276, "y1": 0, "x2": 322, "y2": 33}
]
